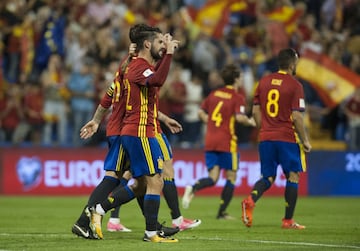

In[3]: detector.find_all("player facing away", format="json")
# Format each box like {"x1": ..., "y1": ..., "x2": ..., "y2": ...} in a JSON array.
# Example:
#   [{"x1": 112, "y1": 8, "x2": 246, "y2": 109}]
[
  {"x1": 241, "y1": 48, "x2": 311, "y2": 229},
  {"x1": 182, "y1": 64, "x2": 255, "y2": 219},
  {"x1": 86, "y1": 24, "x2": 180, "y2": 243}
]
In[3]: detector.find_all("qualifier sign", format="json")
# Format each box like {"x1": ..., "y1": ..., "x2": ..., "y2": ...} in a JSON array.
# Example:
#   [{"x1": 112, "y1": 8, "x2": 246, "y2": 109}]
[{"x1": 0, "y1": 147, "x2": 308, "y2": 196}]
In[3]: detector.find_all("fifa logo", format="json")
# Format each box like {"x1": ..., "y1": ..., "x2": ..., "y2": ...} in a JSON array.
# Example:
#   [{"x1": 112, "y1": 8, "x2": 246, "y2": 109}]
[{"x1": 16, "y1": 157, "x2": 42, "y2": 191}]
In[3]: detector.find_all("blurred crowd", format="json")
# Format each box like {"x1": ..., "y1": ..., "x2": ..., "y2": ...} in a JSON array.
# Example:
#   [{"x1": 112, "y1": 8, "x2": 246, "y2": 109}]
[{"x1": 0, "y1": 0, "x2": 360, "y2": 149}]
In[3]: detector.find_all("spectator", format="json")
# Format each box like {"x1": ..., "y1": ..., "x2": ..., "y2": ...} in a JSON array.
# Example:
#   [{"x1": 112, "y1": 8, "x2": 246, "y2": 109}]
[
  {"x1": 0, "y1": 84, "x2": 24, "y2": 144},
  {"x1": 162, "y1": 64, "x2": 187, "y2": 146},
  {"x1": 65, "y1": 29, "x2": 92, "y2": 73},
  {"x1": 40, "y1": 53, "x2": 69, "y2": 146},
  {"x1": 344, "y1": 87, "x2": 360, "y2": 150},
  {"x1": 86, "y1": 0, "x2": 113, "y2": 27},
  {"x1": 22, "y1": 80, "x2": 45, "y2": 145},
  {"x1": 181, "y1": 73, "x2": 203, "y2": 148},
  {"x1": 67, "y1": 58, "x2": 96, "y2": 146}
]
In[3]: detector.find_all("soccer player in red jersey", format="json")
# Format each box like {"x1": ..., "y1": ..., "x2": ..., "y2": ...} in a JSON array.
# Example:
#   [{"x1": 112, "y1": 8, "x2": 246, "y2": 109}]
[
  {"x1": 71, "y1": 55, "x2": 135, "y2": 240},
  {"x1": 86, "y1": 24, "x2": 180, "y2": 243},
  {"x1": 182, "y1": 64, "x2": 255, "y2": 219},
  {"x1": 80, "y1": 61, "x2": 200, "y2": 236},
  {"x1": 241, "y1": 48, "x2": 311, "y2": 229},
  {"x1": 72, "y1": 40, "x2": 182, "y2": 239}
]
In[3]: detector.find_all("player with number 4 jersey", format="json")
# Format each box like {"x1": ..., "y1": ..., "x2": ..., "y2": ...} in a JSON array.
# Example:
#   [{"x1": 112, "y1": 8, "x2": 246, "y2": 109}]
[{"x1": 182, "y1": 64, "x2": 255, "y2": 219}]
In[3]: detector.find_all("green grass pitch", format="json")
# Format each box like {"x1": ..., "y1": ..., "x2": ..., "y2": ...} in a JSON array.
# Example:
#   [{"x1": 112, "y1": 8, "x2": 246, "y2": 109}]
[{"x1": 0, "y1": 196, "x2": 359, "y2": 250}]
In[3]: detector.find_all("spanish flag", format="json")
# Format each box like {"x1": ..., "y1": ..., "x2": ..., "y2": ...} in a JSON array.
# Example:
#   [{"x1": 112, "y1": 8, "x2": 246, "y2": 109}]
[
  {"x1": 297, "y1": 49, "x2": 360, "y2": 108},
  {"x1": 264, "y1": 6, "x2": 303, "y2": 34},
  {"x1": 181, "y1": 0, "x2": 248, "y2": 39}
]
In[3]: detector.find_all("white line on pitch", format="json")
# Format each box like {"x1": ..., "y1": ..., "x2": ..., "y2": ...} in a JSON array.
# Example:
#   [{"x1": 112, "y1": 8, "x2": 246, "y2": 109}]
[
  {"x1": 181, "y1": 236, "x2": 360, "y2": 249},
  {"x1": 0, "y1": 233, "x2": 359, "y2": 249}
]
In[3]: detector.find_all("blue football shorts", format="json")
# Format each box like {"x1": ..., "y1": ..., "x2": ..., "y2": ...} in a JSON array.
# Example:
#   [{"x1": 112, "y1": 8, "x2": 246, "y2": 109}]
[
  {"x1": 156, "y1": 133, "x2": 173, "y2": 161},
  {"x1": 103, "y1": 135, "x2": 129, "y2": 172},
  {"x1": 205, "y1": 151, "x2": 239, "y2": 171},
  {"x1": 121, "y1": 135, "x2": 164, "y2": 178},
  {"x1": 258, "y1": 140, "x2": 306, "y2": 178}
]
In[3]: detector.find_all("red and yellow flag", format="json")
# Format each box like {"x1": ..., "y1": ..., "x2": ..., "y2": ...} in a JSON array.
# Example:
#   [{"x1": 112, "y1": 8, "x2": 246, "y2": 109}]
[
  {"x1": 264, "y1": 6, "x2": 303, "y2": 34},
  {"x1": 181, "y1": 0, "x2": 248, "y2": 39},
  {"x1": 297, "y1": 49, "x2": 360, "y2": 108}
]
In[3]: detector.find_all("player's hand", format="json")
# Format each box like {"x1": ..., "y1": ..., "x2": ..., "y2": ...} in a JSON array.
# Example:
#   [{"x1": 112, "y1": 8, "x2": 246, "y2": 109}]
[
  {"x1": 248, "y1": 117, "x2": 256, "y2": 127},
  {"x1": 80, "y1": 120, "x2": 99, "y2": 139},
  {"x1": 129, "y1": 43, "x2": 137, "y2": 57},
  {"x1": 164, "y1": 33, "x2": 179, "y2": 54},
  {"x1": 166, "y1": 40, "x2": 180, "y2": 54},
  {"x1": 302, "y1": 141, "x2": 312, "y2": 153},
  {"x1": 164, "y1": 117, "x2": 183, "y2": 134}
]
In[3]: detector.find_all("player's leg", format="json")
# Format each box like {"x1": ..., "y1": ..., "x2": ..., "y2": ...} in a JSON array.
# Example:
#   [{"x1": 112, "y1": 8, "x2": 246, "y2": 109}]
[
  {"x1": 72, "y1": 136, "x2": 122, "y2": 239},
  {"x1": 73, "y1": 171, "x2": 120, "y2": 239},
  {"x1": 136, "y1": 193, "x2": 180, "y2": 237},
  {"x1": 182, "y1": 151, "x2": 220, "y2": 209},
  {"x1": 84, "y1": 138, "x2": 135, "y2": 239},
  {"x1": 241, "y1": 141, "x2": 277, "y2": 227},
  {"x1": 280, "y1": 142, "x2": 306, "y2": 229},
  {"x1": 122, "y1": 135, "x2": 178, "y2": 242},
  {"x1": 107, "y1": 171, "x2": 132, "y2": 232},
  {"x1": 216, "y1": 152, "x2": 238, "y2": 219},
  {"x1": 87, "y1": 176, "x2": 145, "y2": 239},
  {"x1": 157, "y1": 133, "x2": 201, "y2": 230}
]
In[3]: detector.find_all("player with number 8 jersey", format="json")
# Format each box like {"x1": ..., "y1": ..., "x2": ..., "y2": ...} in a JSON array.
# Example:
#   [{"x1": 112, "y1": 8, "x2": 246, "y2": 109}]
[
  {"x1": 254, "y1": 70, "x2": 305, "y2": 143},
  {"x1": 241, "y1": 48, "x2": 311, "y2": 230}
]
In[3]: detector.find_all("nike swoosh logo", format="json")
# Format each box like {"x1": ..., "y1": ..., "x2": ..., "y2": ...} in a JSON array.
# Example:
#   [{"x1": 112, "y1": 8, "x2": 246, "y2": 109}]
[{"x1": 74, "y1": 225, "x2": 90, "y2": 238}]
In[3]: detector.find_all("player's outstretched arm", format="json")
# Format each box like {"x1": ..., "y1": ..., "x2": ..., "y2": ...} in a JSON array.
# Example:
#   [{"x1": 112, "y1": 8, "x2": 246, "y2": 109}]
[{"x1": 80, "y1": 104, "x2": 109, "y2": 139}]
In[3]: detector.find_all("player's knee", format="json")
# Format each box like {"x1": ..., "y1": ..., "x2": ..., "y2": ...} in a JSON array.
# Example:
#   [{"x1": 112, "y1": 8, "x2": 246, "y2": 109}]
[
  {"x1": 286, "y1": 172, "x2": 300, "y2": 183},
  {"x1": 131, "y1": 180, "x2": 146, "y2": 197},
  {"x1": 262, "y1": 176, "x2": 275, "y2": 188},
  {"x1": 104, "y1": 171, "x2": 118, "y2": 179}
]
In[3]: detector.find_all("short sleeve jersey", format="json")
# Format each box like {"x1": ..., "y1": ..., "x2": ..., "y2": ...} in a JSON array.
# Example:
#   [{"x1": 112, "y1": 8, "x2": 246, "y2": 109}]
[
  {"x1": 253, "y1": 70, "x2": 306, "y2": 143},
  {"x1": 100, "y1": 57, "x2": 129, "y2": 137},
  {"x1": 121, "y1": 58, "x2": 161, "y2": 137},
  {"x1": 201, "y1": 85, "x2": 246, "y2": 153}
]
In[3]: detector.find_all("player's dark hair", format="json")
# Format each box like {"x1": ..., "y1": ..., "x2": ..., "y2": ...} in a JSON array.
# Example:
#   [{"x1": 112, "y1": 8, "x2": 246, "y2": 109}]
[
  {"x1": 277, "y1": 48, "x2": 298, "y2": 70},
  {"x1": 220, "y1": 64, "x2": 240, "y2": 85},
  {"x1": 129, "y1": 24, "x2": 162, "y2": 51}
]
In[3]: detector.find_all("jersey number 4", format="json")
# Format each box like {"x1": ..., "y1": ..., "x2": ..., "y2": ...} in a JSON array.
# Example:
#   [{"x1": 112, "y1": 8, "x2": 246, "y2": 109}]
[{"x1": 211, "y1": 101, "x2": 224, "y2": 127}]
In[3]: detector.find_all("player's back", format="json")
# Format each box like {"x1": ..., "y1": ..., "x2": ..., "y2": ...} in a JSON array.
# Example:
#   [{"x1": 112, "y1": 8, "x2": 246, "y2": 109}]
[
  {"x1": 255, "y1": 71, "x2": 305, "y2": 143},
  {"x1": 202, "y1": 86, "x2": 244, "y2": 152},
  {"x1": 106, "y1": 70, "x2": 126, "y2": 137}
]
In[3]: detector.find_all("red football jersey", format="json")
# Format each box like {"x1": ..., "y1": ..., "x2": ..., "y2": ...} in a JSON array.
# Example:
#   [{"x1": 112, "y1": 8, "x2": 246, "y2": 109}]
[
  {"x1": 201, "y1": 85, "x2": 246, "y2": 152},
  {"x1": 100, "y1": 57, "x2": 129, "y2": 137},
  {"x1": 253, "y1": 70, "x2": 305, "y2": 143},
  {"x1": 121, "y1": 56, "x2": 171, "y2": 137}
]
